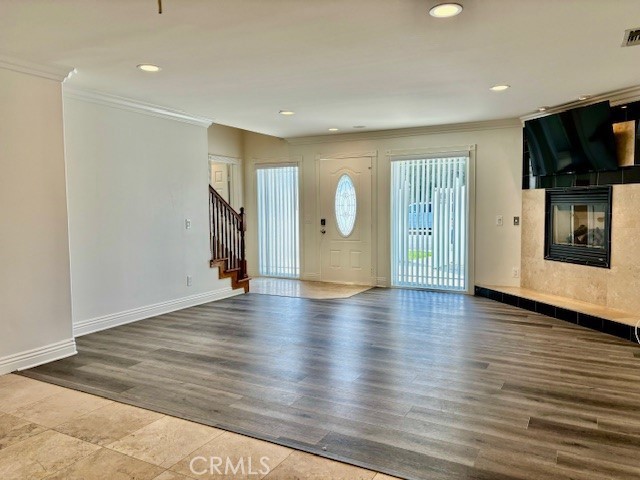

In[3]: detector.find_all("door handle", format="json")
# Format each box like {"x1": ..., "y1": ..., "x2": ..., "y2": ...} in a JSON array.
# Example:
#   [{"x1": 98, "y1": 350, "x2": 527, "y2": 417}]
[{"x1": 321, "y1": 229, "x2": 326, "y2": 234}]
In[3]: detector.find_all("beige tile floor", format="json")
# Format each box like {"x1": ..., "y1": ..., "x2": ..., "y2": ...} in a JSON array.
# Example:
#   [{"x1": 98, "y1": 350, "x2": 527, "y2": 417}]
[
  {"x1": 250, "y1": 278, "x2": 371, "y2": 300},
  {"x1": 0, "y1": 374, "x2": 400, "y2": 480}
]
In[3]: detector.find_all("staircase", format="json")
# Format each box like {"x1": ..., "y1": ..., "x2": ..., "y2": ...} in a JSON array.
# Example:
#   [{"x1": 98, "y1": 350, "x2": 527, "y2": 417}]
[{"x1": 209, "y1": 185, "x2": 250, "y2": 292}]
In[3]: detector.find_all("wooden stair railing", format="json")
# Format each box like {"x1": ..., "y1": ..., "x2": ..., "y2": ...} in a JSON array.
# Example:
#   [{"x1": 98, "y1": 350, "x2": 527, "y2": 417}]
[{"x1": 209, "y1": 185, "x2": 249, "y2": 292}]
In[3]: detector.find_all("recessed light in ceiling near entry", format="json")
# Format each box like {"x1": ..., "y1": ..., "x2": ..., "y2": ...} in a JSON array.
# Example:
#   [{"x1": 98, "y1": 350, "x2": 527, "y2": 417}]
[
  {"x1": 490, "y1": 84, "x2": 510, "y2": 92},
  {"x1": 538, "y1": 106, "x2": 549, "y2": 112},
  {"x1": 137, "y1": 64, "x2": 161, "y2": 72},
  {"x1": 578, "y1": 94, "x2": 592, "y2": 101},
  {"x1": 279, "y1": 110, "x2": 295, "y2": 116},
  {"x1": 328, "y1": 128, "x2": 339, "y2": 132},
  {"x1": 429, "y1": 3, "x2": 463, "y2": 18}
]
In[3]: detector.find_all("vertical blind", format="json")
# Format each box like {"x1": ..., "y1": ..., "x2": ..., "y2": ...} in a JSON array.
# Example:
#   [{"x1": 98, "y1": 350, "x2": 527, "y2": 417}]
[
  {"x1": 391, "y1": 155, "x2": 468, "y2": 291},
  {"x1": 256, "y1": 165, "x2": 300, "y2": 278}
]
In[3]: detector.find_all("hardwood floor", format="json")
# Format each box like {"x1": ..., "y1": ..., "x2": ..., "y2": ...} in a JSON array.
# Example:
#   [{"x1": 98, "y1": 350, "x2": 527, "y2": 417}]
[{"x1": 22, "y1": 288, "x2": 640, "y2": 480}]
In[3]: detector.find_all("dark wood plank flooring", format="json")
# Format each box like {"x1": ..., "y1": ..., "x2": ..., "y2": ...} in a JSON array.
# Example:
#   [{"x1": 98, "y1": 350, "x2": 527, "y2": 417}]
[{"x1": 22, "y1": 288, "x2": 640, "y2": 480}]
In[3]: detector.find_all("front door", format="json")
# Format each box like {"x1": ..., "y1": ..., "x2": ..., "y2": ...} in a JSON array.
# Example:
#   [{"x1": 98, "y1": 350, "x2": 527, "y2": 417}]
[{"x1": 319, "y1": 157, "x2": 372, "y2": 285}]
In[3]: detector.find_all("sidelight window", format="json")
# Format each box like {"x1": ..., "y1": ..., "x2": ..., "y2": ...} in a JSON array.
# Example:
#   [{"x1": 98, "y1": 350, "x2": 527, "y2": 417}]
[
  {"x1": 256, "y1": 165, "x2": 300, "y2": 277},
  {"x1": 391, "y1": 155, "x2": 469, "y2": 291}
]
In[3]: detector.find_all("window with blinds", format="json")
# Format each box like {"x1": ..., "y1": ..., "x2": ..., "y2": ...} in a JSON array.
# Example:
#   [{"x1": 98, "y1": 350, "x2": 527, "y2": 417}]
[
  {"x1": 391, "y1": 155, "x2": 468, "y2": 291},
  {"x1": 256, "y1": 165, "x2": 300, "y2": 278}
]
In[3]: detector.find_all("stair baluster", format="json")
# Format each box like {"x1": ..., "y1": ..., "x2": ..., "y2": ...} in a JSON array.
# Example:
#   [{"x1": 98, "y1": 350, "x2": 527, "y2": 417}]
[{"x1": 209, "y1": 185, "x2": 249, "y2": 292}]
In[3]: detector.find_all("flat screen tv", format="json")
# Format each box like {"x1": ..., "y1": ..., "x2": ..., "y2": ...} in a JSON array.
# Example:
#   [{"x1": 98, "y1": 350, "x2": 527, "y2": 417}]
[{"x1": 524, "y1": 101, "x2": 618, "y2": 176}]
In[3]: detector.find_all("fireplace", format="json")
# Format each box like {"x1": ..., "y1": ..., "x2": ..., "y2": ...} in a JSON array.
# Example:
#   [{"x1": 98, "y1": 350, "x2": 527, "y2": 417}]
[{"x1": 544, "y1": 186, "x2": 612, "y2": 268}]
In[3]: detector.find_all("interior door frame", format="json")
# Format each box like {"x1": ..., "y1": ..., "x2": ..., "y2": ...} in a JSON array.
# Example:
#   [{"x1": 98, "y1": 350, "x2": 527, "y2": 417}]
[
  {"x1": 386, "y1": 145, "x2": 476, "y2": 294},
  {"x1": 209, "y1": 154, "x2": 241, "y2": 209},
  {"x1": 315, "y1": 151, "x2": 378, "y2": 286}
]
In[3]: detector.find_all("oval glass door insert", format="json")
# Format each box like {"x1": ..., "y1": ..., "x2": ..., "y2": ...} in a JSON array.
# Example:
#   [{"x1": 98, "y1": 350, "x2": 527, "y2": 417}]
[{"x1": 335, "y1": 174, "x2": 357, "y2": 237}]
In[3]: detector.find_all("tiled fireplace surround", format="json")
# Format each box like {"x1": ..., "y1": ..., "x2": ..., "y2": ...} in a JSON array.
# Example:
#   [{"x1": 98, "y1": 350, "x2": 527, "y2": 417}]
[
  {"x1": 476, "y1": 184, "x2": 640, "y2": 343},
  {"x1": 521, "y1": 185, "x2": 640, "y2": 313}
]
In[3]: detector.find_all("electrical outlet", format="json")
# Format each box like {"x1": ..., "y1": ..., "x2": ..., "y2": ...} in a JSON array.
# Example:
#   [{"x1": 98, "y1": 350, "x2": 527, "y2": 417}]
[
  {"x1": 186, "y1": 275, "x2": 193, "y2": 286},
  {"x1": 513, "y1": 216, "x2": 520, "y2": 226},
  {"x1": 496, "y1": 215, "x2": 503, "y2": 226},
  {"x1": 512, "y1": 268, "x2": 520, "y2": 278},
  {"x1": 185, "y1": 219, "x2": 192, "y2": 229}
]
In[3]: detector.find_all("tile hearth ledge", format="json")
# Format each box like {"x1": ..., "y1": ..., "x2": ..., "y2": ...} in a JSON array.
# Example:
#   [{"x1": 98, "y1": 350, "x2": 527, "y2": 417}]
[{"x1": 477, "y1": 284, "x2": 639, "y2": 328}]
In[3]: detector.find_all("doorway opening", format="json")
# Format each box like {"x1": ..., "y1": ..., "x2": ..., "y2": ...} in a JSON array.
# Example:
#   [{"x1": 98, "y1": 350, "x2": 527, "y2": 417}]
[
  {"x1": 209, "y1": 154, "x2": 242, "y2": 210},
  {"x1": 391, "y1": 155, "x2": 469, "y2": 291}
]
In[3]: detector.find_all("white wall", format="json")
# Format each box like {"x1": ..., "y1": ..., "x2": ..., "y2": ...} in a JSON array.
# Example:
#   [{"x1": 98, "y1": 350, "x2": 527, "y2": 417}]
[
  {"x1": 244, "y1": 122, "x2": 523, "y2": 289},
  {"x1": 64, "y1": 96, "x2": 239, "y2": 335},
  {"x1": 0, "y1": 68, "x2": 74, "y2": 374},
  {"x1": 208, "y1": 124, "x2": 244, "y2": 158}
]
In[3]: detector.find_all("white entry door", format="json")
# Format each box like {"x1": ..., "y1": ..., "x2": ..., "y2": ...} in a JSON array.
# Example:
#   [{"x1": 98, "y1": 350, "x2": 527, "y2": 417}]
[{"x1": 319, "y1": 157, "x2": 372, "y2": 285}]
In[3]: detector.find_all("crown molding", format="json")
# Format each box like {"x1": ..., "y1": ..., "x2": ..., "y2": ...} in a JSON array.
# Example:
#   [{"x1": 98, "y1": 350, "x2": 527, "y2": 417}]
[
  {"x1": 63, "y1": 86, "x2": 214, "y2": 128},
  {"x1": 285, "y1": 118, "x2": 521, "y2": 146},
  {"x1": 0, "y1": 55, "x2": 74, "y2": 82},
  {"x1": 520, "y1": 84, "x2": 640, "y2": 124}
]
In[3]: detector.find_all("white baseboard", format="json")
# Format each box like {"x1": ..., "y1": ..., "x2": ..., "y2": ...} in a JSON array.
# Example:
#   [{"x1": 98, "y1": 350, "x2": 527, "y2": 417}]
[
  {"x1": 0, "y1": 338, "x2": 77, "y2": 376},
  {"x1": 73, "y1": 287, "x2": 243, "y2": 337},
  {"x1": 375, "y1": 277, "x2": 388, "y2": 287}
]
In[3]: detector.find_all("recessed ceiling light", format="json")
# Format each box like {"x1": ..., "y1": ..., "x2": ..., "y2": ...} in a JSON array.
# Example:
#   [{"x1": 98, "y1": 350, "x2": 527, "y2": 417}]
[
  {"x1": 538, "y1": 106, "x2": 549, "y2": 112},
  {"x1": 578, "y1": 94, "x2": 592, "y2": 101},
  {"x1": 490, "y1": 84, "x2": 510, "y2": 92},
  {"x1": 328, "y1": 128, "x2": 339, "y2": 132},
  {"x1": 429, "y1": 3, "x2": 463, "y2": 18},
  {"x1": 621, "y1": 105, "x2": 628, "y2": 109},
  {"x1": 353, "y1": 125, "x2": 366, "y2": 129},
  {"x1": 279, "y1": 110, "x2": 295, "y2": 116},
  {"x1": 137, "y1": 64, "x2": 161, "y2": 72}
]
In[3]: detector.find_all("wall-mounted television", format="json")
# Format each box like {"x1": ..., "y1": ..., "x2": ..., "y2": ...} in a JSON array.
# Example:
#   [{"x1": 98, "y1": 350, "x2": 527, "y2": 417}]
[{"x1": 524, "y1": 101, "x2": 618, "y2": 176}]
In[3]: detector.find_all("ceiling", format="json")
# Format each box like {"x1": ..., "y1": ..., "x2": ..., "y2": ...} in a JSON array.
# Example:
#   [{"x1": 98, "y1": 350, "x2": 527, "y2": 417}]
[{"x1": 1, "y1": 0, "x2": 639, "y2": 138}]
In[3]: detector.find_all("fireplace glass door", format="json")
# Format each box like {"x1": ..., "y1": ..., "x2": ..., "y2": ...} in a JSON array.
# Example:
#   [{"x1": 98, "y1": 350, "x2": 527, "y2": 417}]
[
  {"x1": 545, "y1": 187, "x2": 612, "y2": 268},
  {"x1": 552, "y1": 203, "x2": 607, "y2": 249}
]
